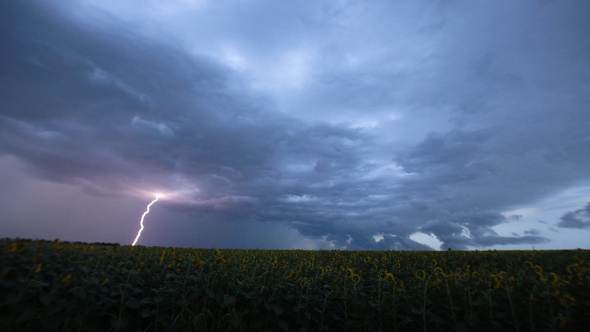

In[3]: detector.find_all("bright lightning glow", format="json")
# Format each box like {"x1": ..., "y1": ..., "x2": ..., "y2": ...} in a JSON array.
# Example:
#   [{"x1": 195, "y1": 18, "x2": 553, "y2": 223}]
[{"x1": 132, "y1": 194, "x2": 160, "y2": 246}]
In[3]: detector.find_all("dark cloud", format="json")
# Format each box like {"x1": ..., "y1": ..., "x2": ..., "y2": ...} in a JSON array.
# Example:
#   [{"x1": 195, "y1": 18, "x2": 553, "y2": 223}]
[
  {"x1": 557, "y1": 203, "x2": 590, "y2": 229},
  {"x1": 420, "y1": 210, "x2": 548, "y2": 250},
  {"x1": 1, "y1": 1, "x2": 589, "y2": 249},
  {"x1": 0, "y1": 1, "x2": 284, "y2": 197}
]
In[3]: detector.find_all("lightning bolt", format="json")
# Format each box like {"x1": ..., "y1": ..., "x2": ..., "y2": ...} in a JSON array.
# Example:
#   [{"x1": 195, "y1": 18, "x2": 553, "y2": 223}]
[{"x1": 132, "y1": 194, "x2": 160, "y2": 246}]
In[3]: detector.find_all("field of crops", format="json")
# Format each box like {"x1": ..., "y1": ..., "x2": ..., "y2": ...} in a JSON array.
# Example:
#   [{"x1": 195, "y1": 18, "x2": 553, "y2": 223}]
[{"x1": 1, "y1": 239, "x2": 588, "y2": 331}]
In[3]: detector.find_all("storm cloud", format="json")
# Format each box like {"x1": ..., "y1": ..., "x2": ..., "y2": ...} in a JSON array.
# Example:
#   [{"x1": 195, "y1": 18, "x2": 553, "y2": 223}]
[
  {"x1": 557, "y1": 203, "x2": 590, "y2": 229},
  {"x1": 1, "y1": 1, "x2": 589, "y2": 249}
]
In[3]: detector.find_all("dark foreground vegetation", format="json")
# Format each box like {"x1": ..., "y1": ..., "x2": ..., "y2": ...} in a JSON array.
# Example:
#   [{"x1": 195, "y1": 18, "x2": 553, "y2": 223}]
[{"x1": 1, "y1": 238, "x2": 588, "y2": 331}]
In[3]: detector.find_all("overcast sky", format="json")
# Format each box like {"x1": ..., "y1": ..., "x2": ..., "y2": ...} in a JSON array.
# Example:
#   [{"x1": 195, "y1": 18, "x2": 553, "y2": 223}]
[{"x1": 1, "y1": 0, "x2": 589, "y2": 250}]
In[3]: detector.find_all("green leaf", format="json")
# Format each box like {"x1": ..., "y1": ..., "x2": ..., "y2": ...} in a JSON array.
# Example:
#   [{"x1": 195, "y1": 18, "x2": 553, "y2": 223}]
[
  {"x1": 126, "y1": 298, "x2": 140, "y2": 309},
  {"x1": 111, "y1": 318, "x2": 128, "y2": 329},
  {"x1": 140, "y1": 297, "x2": 154, "y2": 306},
  {"x1": 223, "y1": 294, "x2": 236, "y2": 306},
  {"x1": 411, "y1": 307, "x2": 424, "y2": 315},
  {"x1": 273, "y1": 305, "x2": 284, "y2": 316},
  {"x1": 141, "y1": 308, "x2": 154, "y2": 318}
]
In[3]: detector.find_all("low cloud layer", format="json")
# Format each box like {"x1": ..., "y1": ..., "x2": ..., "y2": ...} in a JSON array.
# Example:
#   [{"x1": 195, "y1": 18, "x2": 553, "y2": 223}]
[
  {"x1": 1, "y1": 1, "x2": 589, "y2": 249},
  {"x1": 558, "y1": 203, "x2": 590, "y2": 229}
]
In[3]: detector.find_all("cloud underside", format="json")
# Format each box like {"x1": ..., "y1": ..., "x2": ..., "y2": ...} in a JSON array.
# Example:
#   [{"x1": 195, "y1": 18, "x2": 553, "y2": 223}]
[
  {"x1": 1, "y1": 1, "x2": 589, "y2": 249},
  {"x1": 558, "y1": 203, "x2": 590, "y2": 229}
]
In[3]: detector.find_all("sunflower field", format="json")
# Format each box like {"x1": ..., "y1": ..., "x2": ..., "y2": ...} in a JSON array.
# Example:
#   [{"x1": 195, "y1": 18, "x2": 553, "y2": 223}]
[{"x1": 1, "y1": 238, "x2": 588, "y2": 331}]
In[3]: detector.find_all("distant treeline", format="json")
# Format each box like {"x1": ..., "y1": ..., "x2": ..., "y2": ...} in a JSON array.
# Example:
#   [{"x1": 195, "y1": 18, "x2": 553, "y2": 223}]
[{"x1": 0, "y1": 237, "x2": 121, "y2": 247}]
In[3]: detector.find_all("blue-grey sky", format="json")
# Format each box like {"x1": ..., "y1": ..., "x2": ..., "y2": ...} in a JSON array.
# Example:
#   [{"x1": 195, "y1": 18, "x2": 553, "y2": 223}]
[{"x1": 1, "y1": 0, "x2": 589, "y2": 250}]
